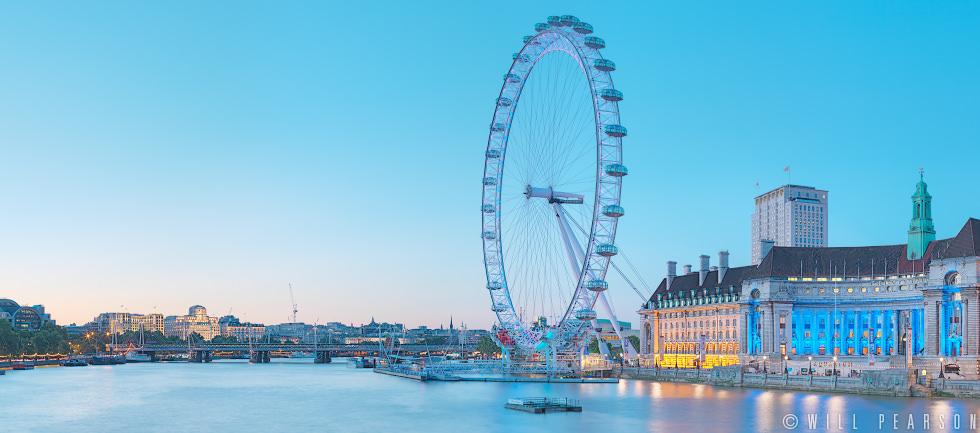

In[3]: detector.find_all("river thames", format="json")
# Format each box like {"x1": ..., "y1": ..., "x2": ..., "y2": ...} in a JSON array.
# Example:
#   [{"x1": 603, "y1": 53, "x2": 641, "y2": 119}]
[{"x1": 4, "y1": 360, "x2": 980, "y2": 432}]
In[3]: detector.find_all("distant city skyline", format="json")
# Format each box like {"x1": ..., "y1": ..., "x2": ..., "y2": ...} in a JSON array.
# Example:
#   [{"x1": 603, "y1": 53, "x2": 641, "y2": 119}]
[{"x1": 1, "y1": 2, "x2": 977, "y2": 328}]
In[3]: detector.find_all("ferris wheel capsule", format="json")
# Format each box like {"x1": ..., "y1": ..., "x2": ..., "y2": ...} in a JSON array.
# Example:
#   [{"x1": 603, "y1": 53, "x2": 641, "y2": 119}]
[
  {"x1": 604, "y1": 124, "x2": 627, "y2": 137},
  {"x1": 534, "y1": 23, "x2": 550, "y2": 32},
  {"x1": 503, "y1": 73, "x2": 521, "y2": 83},
  {"x1": 601, "y1": 205, "x2": 625, "y2": 217},
  {"x1": 547, "y1": 16, "x2": 561, "y2": 26},
  {"x1": 604, "y1": 163, "x2": 628, "y2": 177},
  {"x1": 496, "y1": 97, "x2": 512, "y2": 107},
  {"x1": 483, "y1": 231, "x2": 497, "y2": 240},
  {"x1": 574, "y1": 309, "x2": 597, "y2": 321},
  {"x1": 486, "y1": 149, "x2": 501, "y2": 159},
  {"x1": 482, "y1": 204, "x2": 495, "y2": 213},
  {"x1": 595, "y1": 244, "x2": 619, "y2": 257},
  {"x1": 490, "y1": 123, "x2": 506, "y2": 132},
  {"x1": 585, "y1": 279, "x2": 609, "y2": 292},
  {"x1": 594, "y1": 59, "x2": 616, "y2": 72},
  {"x1": 487, "y1": 281, "x2": 502, "y2": 290},
  {"x1": 585, "y1": 37, "x2": 605, "y2": 49},
  {"x1": 559, "y1": 15, "x2": 579, "y2": 26},
  {"x1": 513, "y1": 53, "x2": 530, "y2": 63},
  {"x1": 573, "y1": 22, "x2": 593, "y2": 34},
  {"x1": 483, "y1": 177, "x2": 497, "y2": 186},
  {"x1": 601, "y1": 89, "x2": 624, "y2": 102}
]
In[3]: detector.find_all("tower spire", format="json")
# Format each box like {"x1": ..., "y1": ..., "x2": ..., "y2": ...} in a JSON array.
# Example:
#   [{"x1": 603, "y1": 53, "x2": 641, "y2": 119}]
[{"x1": 907, "y1": 170, "x2": 936, "y2": 260}]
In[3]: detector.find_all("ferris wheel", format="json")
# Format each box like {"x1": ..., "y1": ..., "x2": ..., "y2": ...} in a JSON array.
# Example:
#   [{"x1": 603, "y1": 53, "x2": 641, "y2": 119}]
[{"x1": 482, "y1": 15, "x2": 629, "y2": 356}]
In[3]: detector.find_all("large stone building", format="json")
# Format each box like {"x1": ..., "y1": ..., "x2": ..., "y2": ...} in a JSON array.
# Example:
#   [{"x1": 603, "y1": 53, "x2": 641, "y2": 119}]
[
  {"x1": 164, "y1": 305, "x2": 220, "y2": 340},
  {"x1": 92, "y1": 312, "x2": 164, "y2": 334},
  {"x1": 751, "y1": 184, "x2": 829, "y2": 265},
  {"x1": 640, "y1": 176, "x2": 980, "y2": 377}
]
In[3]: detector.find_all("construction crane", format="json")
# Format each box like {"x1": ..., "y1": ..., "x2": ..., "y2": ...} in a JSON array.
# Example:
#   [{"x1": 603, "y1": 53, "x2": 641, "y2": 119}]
[{"x1": 289, "y1": 283, "x2": 298, "y2": 323}]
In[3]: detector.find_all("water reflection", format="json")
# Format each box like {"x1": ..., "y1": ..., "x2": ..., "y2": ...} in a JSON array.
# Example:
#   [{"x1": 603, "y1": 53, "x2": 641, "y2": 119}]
[{"x1": 3, "y1": 361, "x2": 980, "y2": 432}]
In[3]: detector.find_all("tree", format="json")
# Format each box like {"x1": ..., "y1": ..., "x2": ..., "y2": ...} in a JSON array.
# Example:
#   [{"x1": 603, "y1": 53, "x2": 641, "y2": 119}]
[
  {"x1": 627, "y1": 335, "x2": 641, "y2": 351},
  {"x1": 587, "y1": 336, "x2": 612, "y2": 354},
  {"x1": 423, "y1": 336, "x2": 448, "y2": 346},
  {"x1": 475, "y1": 335, "x2": 501, "y2": 358}
]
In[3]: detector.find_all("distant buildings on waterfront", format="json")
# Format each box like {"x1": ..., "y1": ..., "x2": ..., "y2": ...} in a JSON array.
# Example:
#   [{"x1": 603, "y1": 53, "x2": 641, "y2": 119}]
[
  {"x1": 639, "y1": 175, "x2": 980, "y2": 378},
  {"x1": 0, "y1": 299, "x2": 53, "y2": 330}
]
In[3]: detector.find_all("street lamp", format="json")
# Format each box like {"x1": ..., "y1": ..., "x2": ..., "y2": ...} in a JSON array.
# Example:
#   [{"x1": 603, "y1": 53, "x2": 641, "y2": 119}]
[
  {"x1": 808, "y1": 356, "x2": 812, "y2": 375},
  {"x1": 832, "y1": 355, "x2": 838, "y2": 376},
  {"x1": 940, "y1": 357, "x2": 945, "y2": 379},
  {"x1": 763, "y1": 355, "x2": 768, "y2": 374},
  {"x1": 784, "y1": 355, "x2": 789, "y2": 374}
]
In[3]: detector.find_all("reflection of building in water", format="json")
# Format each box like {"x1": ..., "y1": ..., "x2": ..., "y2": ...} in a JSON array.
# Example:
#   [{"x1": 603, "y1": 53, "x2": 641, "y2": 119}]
[{"x1": 639, "y1": 175, "x2": 980, "y2": 375}]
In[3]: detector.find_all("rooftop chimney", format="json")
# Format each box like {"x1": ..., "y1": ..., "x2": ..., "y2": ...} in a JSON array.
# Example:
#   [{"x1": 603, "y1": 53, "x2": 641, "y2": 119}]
[
  {"x1": 666, "y1": 261, "x2": 677, "y2": 289},
  {"x1": 718, "y1": 250, "x2": 730, "y2": 284},
  {"x1": 699, "y1": 255, "x2": 710, "y2": 286},
  {"x1": 684, "y1": 264, "x2": 693, "y2": 274},
  {"x1": 760, "y1": 239, "x2": 775, "y2": 262}
]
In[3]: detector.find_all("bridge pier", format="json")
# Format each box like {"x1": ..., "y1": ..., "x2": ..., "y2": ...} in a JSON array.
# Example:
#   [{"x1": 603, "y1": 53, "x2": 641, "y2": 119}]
[
  {"x1": 249, "y1": 350, "x2": 270, "y2": 363},
  {"x1": 189, "y1": 350, "x2": 212, "y2": 363},
  {"x1": 315, "y1": 350, "x2": 332, "y2": 364}
]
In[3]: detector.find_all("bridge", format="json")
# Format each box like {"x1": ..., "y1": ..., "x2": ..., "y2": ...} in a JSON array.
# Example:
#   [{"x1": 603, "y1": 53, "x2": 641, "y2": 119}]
[{"x1": 109, "y1": 343, "x2": 478, "y2": 363}]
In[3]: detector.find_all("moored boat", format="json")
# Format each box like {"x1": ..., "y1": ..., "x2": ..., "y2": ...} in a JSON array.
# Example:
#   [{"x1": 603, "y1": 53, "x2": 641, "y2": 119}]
[
  {"x1": 125, "y1": 351, "x2": 152, "y2": 363},
  {"x1": 12, "y1": 362, "x2": 34, "y2": 370},
  {"x1": 347, "y1": 357, "x2": 376, "y2": 369},
  {"x1": 62, "y1": 358, "x2": 88, "y2": 367}
]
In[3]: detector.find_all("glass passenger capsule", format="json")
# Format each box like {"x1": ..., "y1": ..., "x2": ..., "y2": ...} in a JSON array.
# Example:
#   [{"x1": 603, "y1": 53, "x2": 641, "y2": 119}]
[
  {"x1": 547, "y1": 16, "x2": 561, "y2": 26},
  {"x1": 483, "y1": 177, "x2": 497, "y2": 186},
  {"x1": 534, "y1": 23, "x2": 550, "y2": 32},
  {"x1": 482, "y1": 231, "x2": 496, "y2": 240},
  {"x1": 487, "y1": 281, "x2": 502, "y2": 290},
  {"x1": 486, "y1": 149, "x2": 501, "y2": 159},
  {"x1": 601, "y1": 205, "x2": 625, "y2": 217},
  {"x1": 512, "y1": 53, "x2": 530, "y2": 63},
  {"x1": 491, "y1": 304, "x2": 508, "y2": 312},
  {"x1": 585, "y1": 279, "x2": 609, "y2": 292},
  {"x1": 574, "y1": 309, "x2": 597, "y2": 321},
  {"x1": 503, "y1": 73, "x2": 521, "y2": 83},
  {"x1": 559, "y1": 15, "x2": 579, "y2": 26},
  {"x1": 604, "y1": 124, "x2": 627, "y2": 137},
  {"x1": 604, "y1": 163, "x2": 628, "y2": 177},
  {"x1": 496, "y1": 97, "x2": 512, "y2": 107},
  {"x1": 482, "y1": 204, "x2": 495, "y2": 213},
  {"x1": 600, "y1": 89, "x2": 623, "y2": 102},
  {"x1": 573, "y1": 22, "x2": 593, "y2": 34},
  {"x1": 594, "y1": 59, "x2": 616, "y2": 72},
  {"x1": 585, "y1": 36, "x2": 606, "y2": 49},
  {"x1": 490, "y1": 123, "x2": 506, "y2": 132},
  {"x1": 595, "y1": 243, "x2": 618, "y2": 257}
]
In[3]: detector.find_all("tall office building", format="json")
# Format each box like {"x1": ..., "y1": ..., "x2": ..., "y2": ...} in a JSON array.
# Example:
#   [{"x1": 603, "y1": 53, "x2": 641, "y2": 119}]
[{"x1": 751, "y1": 185, "x2": 829, "y2": 264}]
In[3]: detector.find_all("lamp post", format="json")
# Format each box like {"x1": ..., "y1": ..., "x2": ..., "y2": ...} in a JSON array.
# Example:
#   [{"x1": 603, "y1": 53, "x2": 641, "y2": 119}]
[
  {"x1": 940, "y1": 357, "x2": 945, "y2": 379},
  {"x1": 808, "y1": 356, "x2": 812, "y2": 375},
  {"x1": 763, "y1": 355, "x2": 768, "y2": 374},
  {"x1": 784, "y1": 355, "x2": 789, "y2": 374},
  {"x1": 833, "y1": 355, "x2": 838, "y2": 376}
]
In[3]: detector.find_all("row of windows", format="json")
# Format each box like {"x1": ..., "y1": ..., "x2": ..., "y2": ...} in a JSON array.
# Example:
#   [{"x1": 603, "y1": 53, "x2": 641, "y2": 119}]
[
  {"x1": 662, "y1": 319, "x2": 736, "y2": 329},
  {"x1": 664, "y1": 342, "x2": 739, "y2": 354},
  {"x1": 664, "y1": 330, "x2": 738, "y2": 340}
]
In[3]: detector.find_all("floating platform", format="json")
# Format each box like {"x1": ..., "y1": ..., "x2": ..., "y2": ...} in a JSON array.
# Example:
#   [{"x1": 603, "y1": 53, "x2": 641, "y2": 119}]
[
  {"x1": 505, "y1": 398, "x2": 582, "y2": 414},
  {"x1": 374, "y1": 368, "x2": 434, "y2": 381}
]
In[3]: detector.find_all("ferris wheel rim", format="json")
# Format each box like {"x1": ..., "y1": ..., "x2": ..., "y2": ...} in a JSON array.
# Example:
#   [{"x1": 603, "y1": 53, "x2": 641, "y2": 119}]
[{"x1": 481, "y1": 19, "x2": 625, "y2": 354}]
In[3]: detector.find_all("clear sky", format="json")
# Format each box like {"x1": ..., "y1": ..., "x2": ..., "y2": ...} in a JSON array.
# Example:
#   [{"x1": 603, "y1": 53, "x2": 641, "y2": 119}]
[{"x1": 0, "y1": 2, "x2": 977, "y2": 329}]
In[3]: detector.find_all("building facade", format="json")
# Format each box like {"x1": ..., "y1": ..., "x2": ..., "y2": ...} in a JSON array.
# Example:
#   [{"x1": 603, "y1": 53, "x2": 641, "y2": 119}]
[
  {"x1": 641, "y1": 177, "x2": 980, "y2": 377},
  {"x1": 164, "y1": 305, "x2": 220, "y2": 340},
  {"x1": 751, "y1": 185, "x2": 829, "y2": 265},
  {"x1": 92, "y1": 312, "x2": 164, "y2": 334},
  {"x1": 0, "y1": 299, "x2": 53, "y2": 331}
]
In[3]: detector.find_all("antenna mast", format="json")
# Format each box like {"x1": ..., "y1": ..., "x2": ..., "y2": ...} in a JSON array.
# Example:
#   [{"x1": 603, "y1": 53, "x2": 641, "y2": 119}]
[{"x1": 289, "y1": 283, "x2": 298, "y2": 323}]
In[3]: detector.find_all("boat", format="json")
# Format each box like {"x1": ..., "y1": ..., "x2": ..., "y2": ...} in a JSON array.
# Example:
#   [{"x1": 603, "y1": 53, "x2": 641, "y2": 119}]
[
  {"x1": 125, "y1": 351, "x2": 152, "y2": 363},
  {"x1": 91, "y1": 354, "x2": 126, "y2": 365},
  {"x1": 270, "y1": 350, "x2": 292, "y2": 358},
  {"x1": 290, "y1": 351, "x2": 314, "y2": 359},
  {"x1": 347, "y1": 357, "x2": 376, "y2": 369},
  {"x1": 62, "y1": 358, "x2": 88, "y2": 367},
  {"x1": 12, "y1": 362, "x2": 34, "y2": 370}
]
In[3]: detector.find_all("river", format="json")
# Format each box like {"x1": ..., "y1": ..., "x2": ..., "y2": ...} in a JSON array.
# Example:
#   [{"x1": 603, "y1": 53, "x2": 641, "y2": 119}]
[{"x1": 2, "y1": 359, "x2": 979, "y2": 432}]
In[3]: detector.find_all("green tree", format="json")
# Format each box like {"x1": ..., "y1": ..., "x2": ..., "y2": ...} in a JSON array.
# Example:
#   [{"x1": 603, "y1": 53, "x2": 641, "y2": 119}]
[
  {"x1": 628, "y1": 335, "x2": 640, "y2": 351},
  {"x1": 587, "y1": 336, "x2": 612, "y2": 354},
  {"x1": 475, "y1": 335, "x2": 501, "y2": 358}
]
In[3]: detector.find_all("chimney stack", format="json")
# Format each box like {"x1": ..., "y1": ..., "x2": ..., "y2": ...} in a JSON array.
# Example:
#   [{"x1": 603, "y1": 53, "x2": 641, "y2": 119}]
[
  {"x1": 760, "y1": 239, "x2": 775, "y2": 262},
  {"x1": 718, "y1": 250, "x2": 730, "y2": 284},
  {"x1": 684, "y1": 264, "x2": 693, "y2": 274},
  {"x1": 699, "y1": 255, "x2": 710, "y2": 286},
  {"x1": 666, "y1": 261, "x2": 677, "y2": 289}
]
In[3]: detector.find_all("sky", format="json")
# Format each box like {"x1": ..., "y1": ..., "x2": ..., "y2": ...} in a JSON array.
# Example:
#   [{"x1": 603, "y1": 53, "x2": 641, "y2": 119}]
[{"x1": 0, "y1": 2, "x2": 977, "y2": 329}]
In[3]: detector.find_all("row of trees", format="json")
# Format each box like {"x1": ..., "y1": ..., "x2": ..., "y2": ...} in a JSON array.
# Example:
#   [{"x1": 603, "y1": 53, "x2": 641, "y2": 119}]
[{"x1": 0, "y1": 320, "x2": 71, "y2": 356}]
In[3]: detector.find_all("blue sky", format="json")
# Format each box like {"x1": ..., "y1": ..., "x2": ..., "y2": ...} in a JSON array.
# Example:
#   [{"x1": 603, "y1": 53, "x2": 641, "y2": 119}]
[{"x1": 0, "y1": 2, "x2": 977, "y2": 328}]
